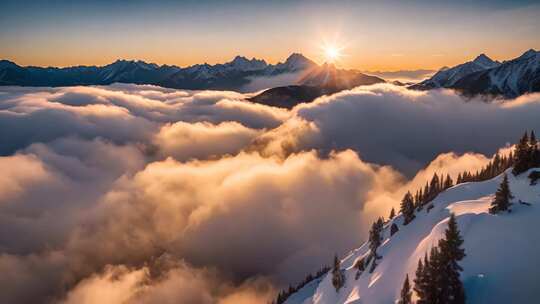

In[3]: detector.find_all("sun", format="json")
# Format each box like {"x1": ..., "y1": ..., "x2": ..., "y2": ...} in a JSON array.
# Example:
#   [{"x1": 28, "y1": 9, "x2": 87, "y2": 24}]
[{"x1": 322, "y1": 44, "x2": 344, "y2": 63}]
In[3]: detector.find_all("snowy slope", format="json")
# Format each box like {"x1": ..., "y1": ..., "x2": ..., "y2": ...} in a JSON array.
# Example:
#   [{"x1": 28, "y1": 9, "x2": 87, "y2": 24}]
[{"x1": 285, "y1": 168, "x2": 540, "y2": 304}]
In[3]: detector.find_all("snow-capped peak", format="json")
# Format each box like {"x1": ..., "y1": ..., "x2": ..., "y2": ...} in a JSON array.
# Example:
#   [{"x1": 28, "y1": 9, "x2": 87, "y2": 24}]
[
  {"x1": 282, "y1": 53, "x2": 316, "y2": 71},
  {"x1": 226, "y1": 55, "x2": 268, "y2": 71},
  {"x1": 517, "y1": 49, "x2": 538, "y2": 60},
  {"x1": 411, "y1": 53, "x2": 502, "y2": 89},
  {"x1": 0, "y1": 60, "x2": 18, "y2": 69},
  {"x1": 472, "y1": 53, "x2": 499, "y2": 69}
]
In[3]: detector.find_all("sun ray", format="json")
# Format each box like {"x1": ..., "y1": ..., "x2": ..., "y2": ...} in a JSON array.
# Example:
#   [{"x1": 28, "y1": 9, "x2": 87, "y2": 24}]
[{"x1": 320, "y1": 41, "x2": 346, "y2": 64}]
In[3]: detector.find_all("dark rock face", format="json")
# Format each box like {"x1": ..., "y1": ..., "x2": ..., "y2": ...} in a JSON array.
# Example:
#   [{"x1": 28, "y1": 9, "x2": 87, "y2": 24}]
[
  {"x1": 248, "y1": 65, "x2": 385, "y2": 108},
  {"x1": 248, "y1": 85, "x2": 326, "y2": 109}
]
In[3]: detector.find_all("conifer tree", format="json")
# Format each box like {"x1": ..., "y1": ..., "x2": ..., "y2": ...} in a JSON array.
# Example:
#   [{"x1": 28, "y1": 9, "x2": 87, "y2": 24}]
[
  {"x1": 424, "y1": 181, "x2": 430, "y2": 197},
  {"x1": 398, "y1": 274, "x2": 412, "y2": 304},
  {"x1": 414, "y1": 249, "x2": 438, "y2": 304},
  {"x1": 444, "y1": 174, "x2": 454, "y2": 189},
  {"x1": 513, "y1": 131, "x2": 530, "y2": 175},
  {"x1": 492, "y1": 153, "x2": 502, "y2": 175},
  {"x1": 414, "y1": 216, "x2": 467, "y2": 304},
  {"x1": 332, "y1": 255, "x2": 345, "y2": 292},
  {"x1": 428, "y1": 246, "x2": 444, "y2": 302},
  {"x1": 530, "y1": 130, "x2": 540, "y2": 168},
  {"x1": 369, "y1": 218, "x2": 384, "y2": 257},
  {"x1": 390, "y1": 223, "x2": 399, "y2": 236},
  {"x1": 456, "y1": 173, "x2": 462, "y2": 184},
  {"x1": 489, "y1": 173, "x2": 514, "y2": 214},
  {"x1": 413, "y1": 258, "x2": 428, "y2": 304},
  {"x1": 389, "y1": 207, "x2": 396, "y2": 220},
  {"x1": 354, "y1": 257, "x2": 365, "y2": 280},
  {"x1": 401, "y1": 191, "x2": 416, "y2": 225},
  {"x1": 429, "y1": 173, "x2": 440, "y2": 198},
  {"x1": 438, "y1": 214, "x2": 466, "y2": 304},
  {"x1": 439, "y1": 214, "x2": 465, "y2": 267}
]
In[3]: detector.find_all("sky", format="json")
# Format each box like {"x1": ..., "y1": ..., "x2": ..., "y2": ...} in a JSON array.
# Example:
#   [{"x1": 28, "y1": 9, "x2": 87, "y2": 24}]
[{"x1": 1, "y1": 0, "x2": 540, "y2": 71}]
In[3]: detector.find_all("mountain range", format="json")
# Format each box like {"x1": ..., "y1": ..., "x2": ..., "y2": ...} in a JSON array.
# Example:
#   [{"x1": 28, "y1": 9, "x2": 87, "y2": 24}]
[
  {"x1": 411, "y1": 49, "x2": 540, "y2": 98},
  {"x1": 0, "y1": 53, "x2": 316, "y2": 91},
  {"x1": 0, "y1": 53, "x2": 386, "y2": 108},
  {"x1": 1, "y1": 49, "x2": 538, "y2": 107}
]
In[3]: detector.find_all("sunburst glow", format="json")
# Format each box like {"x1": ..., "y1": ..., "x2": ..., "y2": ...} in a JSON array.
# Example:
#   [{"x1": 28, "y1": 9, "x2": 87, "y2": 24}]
[{"x1": 322, "y1": 44, "x2": 345, "y2": 63}]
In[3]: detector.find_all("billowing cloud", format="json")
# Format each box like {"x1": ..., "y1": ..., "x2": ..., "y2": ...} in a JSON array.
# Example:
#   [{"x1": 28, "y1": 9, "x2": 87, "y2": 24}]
[
  {"x1": 0, "y1": 84, "x2": 287, "y2": 155},
  {"x1": 59, "y1": 258, "x2": 274, "y2": 304},
  {"x1": 254, "y1": 84, "x2": 540, "y2": 175},
  {"x1": 0, "y1": 83, "x2": 538, "y2": 304},
  {"x1": 240, "y1": 72, "x2": 304, "y2": 93},
  {"x1": 363, "y1": 69, "x2": 435, "y2": 83},
  {"x1": 65, "y1": 150, "x2": 402, "y2": 285},
  {"x1": 154, "y1": 121, "x2": 261, "y2": 161}
]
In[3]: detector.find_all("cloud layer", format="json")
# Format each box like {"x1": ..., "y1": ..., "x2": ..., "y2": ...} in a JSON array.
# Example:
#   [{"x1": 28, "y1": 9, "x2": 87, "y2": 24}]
[
  {"x1": 1, "y1": 83, "x2": 539, "y2": 303},
  {"x1": 255, "y1": 84, "x2": 540, "y2": 175}
]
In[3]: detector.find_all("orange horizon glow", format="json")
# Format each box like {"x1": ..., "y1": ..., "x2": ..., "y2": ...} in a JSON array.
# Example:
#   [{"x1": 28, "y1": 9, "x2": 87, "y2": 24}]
[
  {"x1": 1, "y1": 1, "x2": 539, "y2": 72},
  {"x1": 3, "y1": 47, "x2": 539, "y2": 73}
]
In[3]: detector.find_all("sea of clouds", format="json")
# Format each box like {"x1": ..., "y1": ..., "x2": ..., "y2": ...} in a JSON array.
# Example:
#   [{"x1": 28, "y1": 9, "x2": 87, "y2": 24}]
[{"x1": 1, "y1": 83, "x2": 539, "y2": 303}]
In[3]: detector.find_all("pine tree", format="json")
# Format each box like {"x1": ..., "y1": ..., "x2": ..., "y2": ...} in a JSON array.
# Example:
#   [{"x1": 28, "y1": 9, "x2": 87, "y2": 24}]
[
  {"x1": 489, "y1": 173, "x2": 514, "y2": 214},
  {"x1": 428, "y1": 246, "x2": 444, "y2": 303},
  {"x1": 415, "y1": 249, "x2": 438, "y2": 304},
  {"x1": 438, "y1": 214, "x2": 466, "y2": 304},
  {"x1": 414, "y1": 190, "x2": 420, "y2": 208},
  {"x1": 355, "y1": 257, "x2": 365, "y2": 280},
  {"x1": 401, "y1": 191, "x2": 416, "y2": 225},
  {"x1": 423, "y1": 182, "x2": 430, "y2": 203},
  {"x1": 530, "y1": 130, "x2": 540, "y2": 168},
  {"x1": 369, "y1": 218, "x2": 384, "y2": 257},
  {"x1": 414, "y1": 215, "x2": 467, "y2": 304},
  {"x1": 444, "y1": 174, "x2": 454, "y2": 189},
  {"x1": 429, "y1": 173, "x2": 441, "y2": 199},
  {"x1": 332, "y1": 255, "x2": 345, "y2": 292},
  {"x1": 398, "y1": 274, "x2": 412, "y2": 304},
  {"x1": 456, "y1": 173, "x2": 462, "y2": 184},
  {"x1": 390, "y1": 223, "x2": 399, "y2": 236},
  {"x1": 493, "y1": 153, "x2": 502, "y2": 176},
  {"x1": 513, "y1": 131, "x2": 530, "y2": 175},
  {"x1": 389, "y1": 207, "x2": 396, "y2": 220},
  {"x1": 418, "y1": 188, "x2": 424, "y2": 208},
  {"x1": 413, "y1": 258, "x2": 428, "y2": 304}
]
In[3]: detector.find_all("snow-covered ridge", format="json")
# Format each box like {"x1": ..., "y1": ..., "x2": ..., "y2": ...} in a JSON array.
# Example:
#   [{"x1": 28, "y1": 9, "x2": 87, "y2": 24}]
[
  {"x1": 285, "y1": 168, "x2": 540, "y2": 304},
  {"x1": 413, "y1": 54, "x2": 501, "y2": 88},
  {"x1": 411, "y1": 49, "x2": 540, "y2": 98}
]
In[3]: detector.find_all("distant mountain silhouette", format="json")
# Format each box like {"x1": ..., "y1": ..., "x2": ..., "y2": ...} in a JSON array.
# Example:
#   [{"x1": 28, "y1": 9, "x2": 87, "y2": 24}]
[
  {"x1": 247, "y1": 85, "x2": 325, "y2": 109},
  {"x1": 0, "y1": 53, "x2": 317, "y2": 91},
  {"x1": 248, "y1": 63, "x2": 385, "y2": 108}
]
